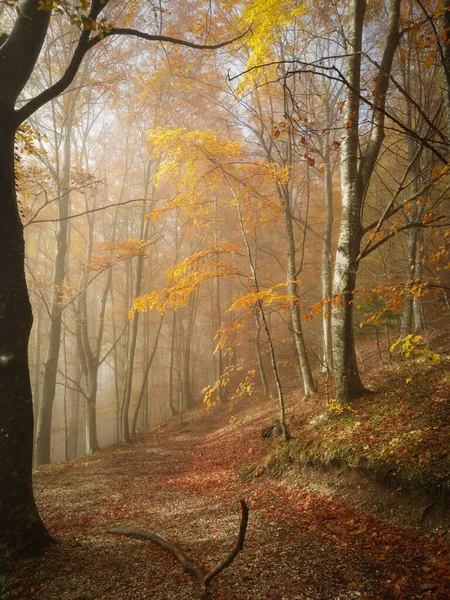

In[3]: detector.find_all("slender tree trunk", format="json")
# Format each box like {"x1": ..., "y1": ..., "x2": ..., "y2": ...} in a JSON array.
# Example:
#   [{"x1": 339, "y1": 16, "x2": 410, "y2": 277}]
[
  {"x1": 131, "y1": 314, "x2": 164, "y2": 436},
  {"x1": 69, "y1": 363, "x2": 80, "y2": 460},
  {"x1": 400, "y1": 65, "x2": 423, "y2": 336},
  {"x1": 401, "y1": 226, "x2": 419, "y2": 335},
  {"x1": 282, "y1": 191, "x2": 316, "y2": 395},
  {"x1": 121, "y1": 210, "x2": 151, "y2": 442},
  {"x1": 182, "y1": 290, "x2": 197, "y2": 410},
  {"x1": 255, "y1": 310, "x2": 270, "y2": 396},
  {"x1": 321, "y1": 129, "x2": 334, "y2": 372},
  {"x1": 168, "y1": 309, "x2": 179, "y2": 415},
  {"x1": 234, "y1": 191, "x2": 290, "y2": 440},
  {"x1": 168, "y1": 211, "x2": 181, "y2": 416},
  {"x1": 35, "y1": 117, "x2": 73, "y2": 466}
]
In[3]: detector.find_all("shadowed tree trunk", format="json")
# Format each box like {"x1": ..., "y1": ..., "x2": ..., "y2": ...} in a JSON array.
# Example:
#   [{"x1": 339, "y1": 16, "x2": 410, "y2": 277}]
[{"x1": 0, "y1": 121, "x2": 51, "y2": 553}]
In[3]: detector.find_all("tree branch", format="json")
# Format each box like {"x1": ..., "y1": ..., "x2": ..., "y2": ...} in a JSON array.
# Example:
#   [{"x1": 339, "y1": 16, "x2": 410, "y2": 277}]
[
  {"x1": 107, "y1": 500, "x2": 249, "y2": 589},
  {"x1": 15, "y1": 23, "x2": 250, "y2": 124},
  {"x1": 357, "y1": 216, "x2": 447, "y2": 261}
]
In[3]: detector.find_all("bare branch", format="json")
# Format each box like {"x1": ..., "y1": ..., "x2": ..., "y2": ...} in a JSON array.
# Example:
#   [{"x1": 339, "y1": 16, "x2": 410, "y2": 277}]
[{"x1": 107, "y1": 500, "x2": 249, "y2": 589}]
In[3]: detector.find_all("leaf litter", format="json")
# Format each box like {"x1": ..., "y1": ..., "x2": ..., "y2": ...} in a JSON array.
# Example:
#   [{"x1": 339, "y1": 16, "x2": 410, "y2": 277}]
[{"x1": 3, "y1": 399, "x2": 450, "y2": 600}]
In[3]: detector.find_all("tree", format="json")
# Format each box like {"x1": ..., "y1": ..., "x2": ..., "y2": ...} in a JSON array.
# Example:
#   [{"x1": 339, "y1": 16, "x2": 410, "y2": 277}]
[
  {"x1": 331, "y1": 0, "x2": 401, "y2": 401},
  {"x1": 0, "y1": 0, "x2": 245, "y2": 556}
]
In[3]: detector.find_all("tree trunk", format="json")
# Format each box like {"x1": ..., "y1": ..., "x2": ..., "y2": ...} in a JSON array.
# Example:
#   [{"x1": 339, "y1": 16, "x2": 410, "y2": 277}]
[
  {"x1": 281, "y1": 182, "x2": 315, "y2": 395},
  {"x1": 331, "y1": 0, "x2": 367, "y2": 402},
  {"x1": 131, "y1": 314, "x2": 164, "y2": 436},
  {"x1": 255, "y1": 311, "x2": 270, "y2": 397},
  {"x1": 182, "y1": 290, "x2": 197, "y2": 410},
  {"x1": 35, "y1": 118, "x2": 72, "y2": 466},
  {"x1": 400, "y1": 226, "x2": 419, "y2": 335},
  {"x1": 121, "y1": 211, "x2": 151, "y2": 442},
  {"x1": 332, "y1": 0, "x2": 400, "y2": 401},
  {"x1": 321, "y1": 128, "x2": 334, "y2": 372},
  {"x1": 0, "y1": 124, "x2": 51, "y2": 553},
  {"x1": 168, "y1": 309, "x2": 179, "y2": 415}
]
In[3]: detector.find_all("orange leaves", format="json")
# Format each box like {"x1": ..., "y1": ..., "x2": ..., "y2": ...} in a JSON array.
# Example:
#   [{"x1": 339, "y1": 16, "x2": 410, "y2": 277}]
[
  {"x1": 226, "y1": 288, "x2": 298, "y2": 314},
  {"x1": 88, "y1": 239, "x2": 149, "y2": 271},
  {"x1": 131, "y1": 242, "x2": 239, "y2": 315}
]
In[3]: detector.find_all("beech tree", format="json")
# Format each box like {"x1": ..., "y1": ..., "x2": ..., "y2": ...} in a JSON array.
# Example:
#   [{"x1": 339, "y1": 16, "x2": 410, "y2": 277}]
[
  {"x1": 331, "y1": 0, "x2": 401, "y2": 401},
  {"x1": 0, "y1": 0, "x2": 245, "y2": 556}
]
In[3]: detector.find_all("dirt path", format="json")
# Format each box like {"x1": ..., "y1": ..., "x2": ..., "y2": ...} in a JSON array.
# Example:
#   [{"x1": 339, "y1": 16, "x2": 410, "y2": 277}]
[{"x1": 4, "y1": 408, "x2": 450, "y2": 600}]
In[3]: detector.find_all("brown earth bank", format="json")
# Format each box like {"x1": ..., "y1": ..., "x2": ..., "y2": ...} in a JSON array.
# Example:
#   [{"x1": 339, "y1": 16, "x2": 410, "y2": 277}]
[{"x1": 2, "y1": 394, "x2": 450, "y2": 600}]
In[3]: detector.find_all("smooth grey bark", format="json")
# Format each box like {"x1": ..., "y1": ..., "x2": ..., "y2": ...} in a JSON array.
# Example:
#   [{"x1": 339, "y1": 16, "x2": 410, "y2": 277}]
[
  {"x1": 168, "y1": 210, "x2": 181, "y2": 416},
  {"x1": 399, "y1": 54, "x2": 427, "y2": 335},
  {"x1": 131, "y1": 314, "x2": 164, "y2": 436},
  {"x1": 321, "y1": 127, "x2": 334, "y2": 373},
  {"x1": 121, "y1": 166, "x2": 155, "y2": 442},
  {"x1": 75, "y1": 223, "x2": 114, "y2": 454},
  {"x1": 281, "y1": 178, "x2": 316, "y2": 395},
  {"x1": 332, "y1": 0, "x2": 401, "y2": 401},
  {"x1": 69, "y1": 363, "x2": 81, "y2": 460},
  {"x1": 254, "y1": 310, "x2": 270, "y2": 397},
  {"x1": 182, "y1": 289, "x2": 198, "y2": 410},
  {"x1": 35, "y1": 112, "x2": 73, "y2": 467},
  {"x1": 168, "y1": 309, "x2": 179, "y2": 415},
  {"x1": 213, "y1": 194, "x2": 225, "y2": 403}
]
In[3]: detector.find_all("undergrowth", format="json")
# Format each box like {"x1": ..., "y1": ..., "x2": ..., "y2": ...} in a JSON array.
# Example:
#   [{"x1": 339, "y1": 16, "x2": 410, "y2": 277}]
[{"x1": 248, "y1": 351, "x2": 450, "y2": 497}]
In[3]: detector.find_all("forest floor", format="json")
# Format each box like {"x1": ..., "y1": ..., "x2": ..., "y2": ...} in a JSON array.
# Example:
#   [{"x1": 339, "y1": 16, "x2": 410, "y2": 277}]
[{"x1": 3, "y1": 362, "x2": 450, "y2": 600}]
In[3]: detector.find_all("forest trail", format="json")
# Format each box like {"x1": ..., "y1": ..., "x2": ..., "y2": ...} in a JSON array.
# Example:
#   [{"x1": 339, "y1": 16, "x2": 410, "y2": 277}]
[{"x1": 6, "y1": 404, "x2": 450, "y2": 600}]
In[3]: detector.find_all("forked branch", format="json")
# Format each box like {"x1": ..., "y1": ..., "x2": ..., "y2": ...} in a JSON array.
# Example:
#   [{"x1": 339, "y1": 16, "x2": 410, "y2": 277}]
[{"x1": 107, "y1": 499, "x2": 249, "y2": 590}]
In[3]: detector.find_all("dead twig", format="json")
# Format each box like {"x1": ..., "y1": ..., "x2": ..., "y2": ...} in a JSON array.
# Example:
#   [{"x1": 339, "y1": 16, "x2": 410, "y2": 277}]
[{"x1": 107, "y1": 499, "x2": 249, "y2": 590}]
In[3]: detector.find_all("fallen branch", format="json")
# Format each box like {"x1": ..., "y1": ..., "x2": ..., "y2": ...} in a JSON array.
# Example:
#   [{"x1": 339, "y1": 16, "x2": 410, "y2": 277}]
[{"x1": 107, "y1": 499, "x2": 249, "y2": 589}]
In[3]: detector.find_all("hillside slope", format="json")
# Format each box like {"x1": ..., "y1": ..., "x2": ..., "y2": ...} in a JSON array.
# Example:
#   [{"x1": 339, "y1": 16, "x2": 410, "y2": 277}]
[{"x1": 3, "y1": 379, "x2": 450, "y2": 600}]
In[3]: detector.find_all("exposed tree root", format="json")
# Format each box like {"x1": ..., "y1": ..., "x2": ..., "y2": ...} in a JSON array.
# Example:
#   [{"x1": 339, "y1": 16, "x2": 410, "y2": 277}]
[{"x1": 107, "y1": 499, "x2": 249, "y2": 590}]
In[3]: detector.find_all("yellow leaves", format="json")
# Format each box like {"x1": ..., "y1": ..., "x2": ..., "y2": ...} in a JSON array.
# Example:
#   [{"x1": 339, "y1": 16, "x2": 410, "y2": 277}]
[
  {"x1": 214, "y1": 321, "x2": 245, "y2": 354},
  {"x1": 131, "y1": 242, "x2": 239, "y2": 316},
  {"x1": 239, "y1": 0, "x2": 305, "y2": 92},
  {"x1": 88, "y1": 239, "x2": 149, "y2": 273},
  {"x1": 38, "y1": 0, "x2": 60, "y2": 10},
  {"x1": 202, "y1": 364, "x2": 255, "y2": 409},
  {"x1": 148, "y1": 127, "x2": 243, "y2": 184},
  {"x1": 390, "y1": 335, "x2": 441, "y2": 370},
  {"x1": 326, "y1": 398, "x2": 357, "y2": 414},
  {"x1": 227, "y1": 289, "x2": 297, "y2": 313}
]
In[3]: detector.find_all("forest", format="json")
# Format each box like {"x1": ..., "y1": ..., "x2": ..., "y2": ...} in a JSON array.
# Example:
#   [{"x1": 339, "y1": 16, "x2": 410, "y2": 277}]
[{"x1": 0, "y1": 0, "x2": 449, "y2": 598}]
